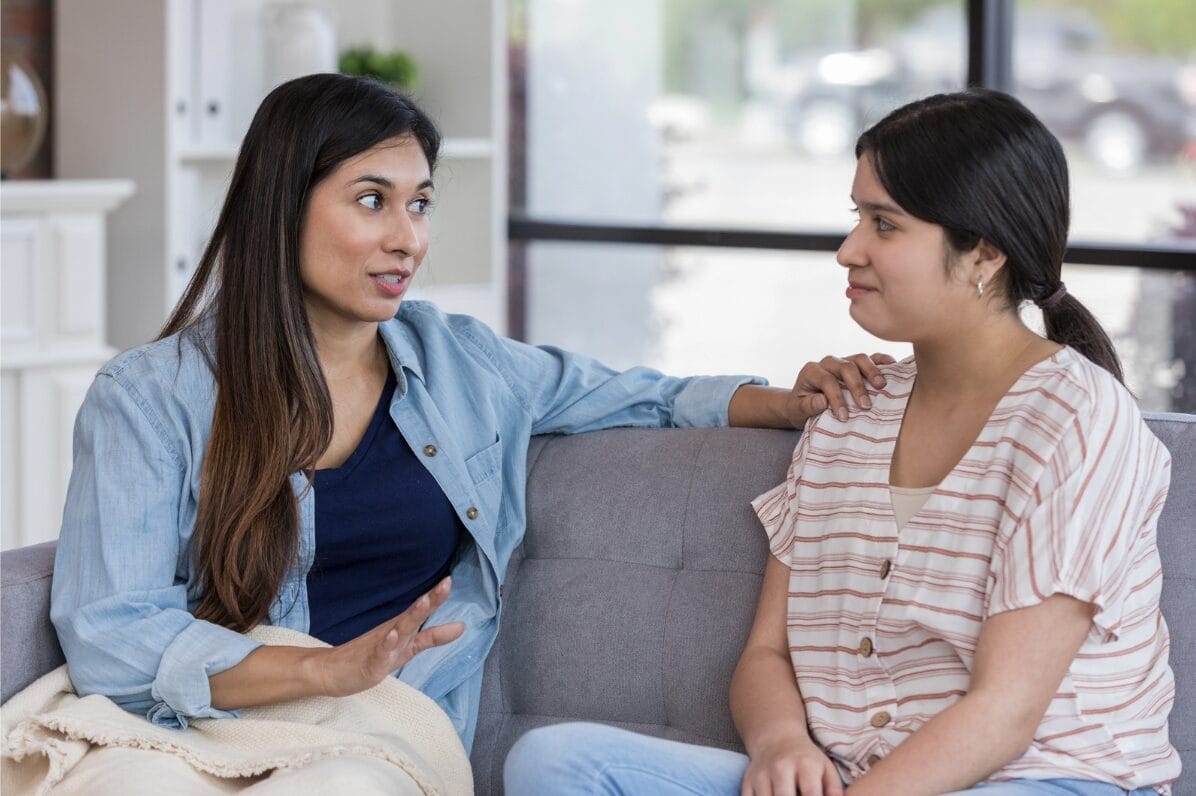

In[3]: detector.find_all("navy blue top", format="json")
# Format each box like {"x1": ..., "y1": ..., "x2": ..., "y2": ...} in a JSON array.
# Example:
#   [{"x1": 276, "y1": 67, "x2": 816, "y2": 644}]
[{"x1": 307, "y1": 369, "x2": 464, "y2": 646}]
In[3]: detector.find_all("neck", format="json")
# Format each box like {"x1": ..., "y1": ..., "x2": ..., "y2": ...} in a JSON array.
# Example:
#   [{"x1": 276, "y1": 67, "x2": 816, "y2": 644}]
[
  {"x1": 910, "y1": 311, "x2": 1051, "y2": 401},
  {"x1": 310, "y1": 319, "x2": 388, "y2": 385}
]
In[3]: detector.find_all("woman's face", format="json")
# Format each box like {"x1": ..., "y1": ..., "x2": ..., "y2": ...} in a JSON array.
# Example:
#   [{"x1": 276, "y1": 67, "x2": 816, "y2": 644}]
[
  {"x1": 299, "y1": 134, "x2": 433, "y2": 337},
  {"x1": 836, "y1": 153, "x2": 977, "y2": 343}
]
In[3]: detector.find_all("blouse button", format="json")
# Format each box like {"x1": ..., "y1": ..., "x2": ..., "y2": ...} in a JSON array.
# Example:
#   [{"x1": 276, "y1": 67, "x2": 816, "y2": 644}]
[
  {"x1": 423, "y1": 444, "x2": 438, "y2": 457},
  {"x1": 859, "y1": 637, "x2": 874, "y2": 657},
  {"x1": 466, "y1": 506, "x2": 479, "y2": 520},
  {"x1": 870, "y1": 711, "x2": 892, "y2": 728},
  {"x1": 879, "y1": 559, "x2": 892, "y2": 579}
]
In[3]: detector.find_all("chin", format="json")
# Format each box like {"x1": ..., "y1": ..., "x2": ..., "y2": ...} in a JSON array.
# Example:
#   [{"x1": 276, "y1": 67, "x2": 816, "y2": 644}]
[
  {"x1": 364, "y1": 299, "x2": 406, "y2": 322},
  {"x1": 848, "y1": 306, "x2": 908, "y2": 343}
]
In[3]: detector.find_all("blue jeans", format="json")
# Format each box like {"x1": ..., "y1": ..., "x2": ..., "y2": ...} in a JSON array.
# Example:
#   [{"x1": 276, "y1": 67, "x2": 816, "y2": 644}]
[{"x1": 502, "y1": 722, "x2": 1160, "y2": 796}]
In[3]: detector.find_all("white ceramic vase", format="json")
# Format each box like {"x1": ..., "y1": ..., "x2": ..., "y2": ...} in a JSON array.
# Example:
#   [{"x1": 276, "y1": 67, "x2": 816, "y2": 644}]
[{"x1": 262, "y1": 3, "x2": 338, "y2": 88}]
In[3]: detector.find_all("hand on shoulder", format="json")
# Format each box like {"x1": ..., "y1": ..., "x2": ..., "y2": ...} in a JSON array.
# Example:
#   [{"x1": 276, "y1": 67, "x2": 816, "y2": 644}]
[{"x1": 787, "y1": 352, "x2": 895, "y2": 425}]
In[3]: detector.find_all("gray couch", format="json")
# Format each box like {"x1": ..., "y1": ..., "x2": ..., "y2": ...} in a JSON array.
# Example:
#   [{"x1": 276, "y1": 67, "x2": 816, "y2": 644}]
[{"x1": 3, "y1": 420, "x2": 1193, "y2": 794}]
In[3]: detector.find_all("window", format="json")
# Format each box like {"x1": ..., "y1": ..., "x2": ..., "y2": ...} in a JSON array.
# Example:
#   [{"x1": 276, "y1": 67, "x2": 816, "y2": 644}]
[{"x1": 509, "y1": 0, "x2": 1196, "y2": 411}]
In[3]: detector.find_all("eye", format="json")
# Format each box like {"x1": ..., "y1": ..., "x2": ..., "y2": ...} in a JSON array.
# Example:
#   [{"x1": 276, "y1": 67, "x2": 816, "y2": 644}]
[
  {"x1": 875, "y1": 216, "x2": 895, "y2": 232},
  {"x1": 409, "y1": 196, "x2": 434, "y2": 215},
  {"x1": 357, "y1": 192, "x2": 383, "y2": 211}
]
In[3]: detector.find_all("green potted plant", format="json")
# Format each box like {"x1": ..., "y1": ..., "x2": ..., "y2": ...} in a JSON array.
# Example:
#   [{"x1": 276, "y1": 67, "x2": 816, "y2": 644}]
[{"x1": 338, "y1": 46, "x2": 419, "y2": 91}]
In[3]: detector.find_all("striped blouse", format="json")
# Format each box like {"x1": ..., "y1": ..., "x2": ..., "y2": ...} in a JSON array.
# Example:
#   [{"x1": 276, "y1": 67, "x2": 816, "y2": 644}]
[{"x1": 752, "y1": 348, "x2": 1180, "y2": 792}]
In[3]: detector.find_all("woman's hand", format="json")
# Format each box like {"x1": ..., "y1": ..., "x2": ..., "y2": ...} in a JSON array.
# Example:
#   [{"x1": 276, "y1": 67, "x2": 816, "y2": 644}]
[
  {"x1": 741, "y1": 736, "x2": 844, "y2": 796},
  {"x1": 729, "y1": 353, "x2": 895, "y2": 429},
  {"x1": 785, "y1": 353, "x2": 894, "y2": 426},
  {"x1": 314, "y1": 577, "x2": 465, "y2": 698},
  {"x1": 210, "y1": 577, "x2": 464, "y2": 709}
]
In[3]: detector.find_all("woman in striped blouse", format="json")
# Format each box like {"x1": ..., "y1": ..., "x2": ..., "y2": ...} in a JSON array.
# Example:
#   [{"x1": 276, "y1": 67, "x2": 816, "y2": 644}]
[{"x1": 505, "y1": 89, "x2": 1180, "y2": 795}]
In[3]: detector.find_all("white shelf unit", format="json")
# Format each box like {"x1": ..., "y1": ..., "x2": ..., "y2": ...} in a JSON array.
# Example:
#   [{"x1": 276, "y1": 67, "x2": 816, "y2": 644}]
[
  {"x1": 1, "y1": 179, "x2": 135, "y2": 551},
  {"x1": 55, "y1": 0, "x2": 508, "y2": 351}
]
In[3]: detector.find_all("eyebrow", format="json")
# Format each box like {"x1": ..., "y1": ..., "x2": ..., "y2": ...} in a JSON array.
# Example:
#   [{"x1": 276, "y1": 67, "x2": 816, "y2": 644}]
[
  {"x1": 851, "y1": 197, "x2": 906, "y2": 216},
  {"x1": 350, "y1": 175, "x2": 435, "y2": 192}
]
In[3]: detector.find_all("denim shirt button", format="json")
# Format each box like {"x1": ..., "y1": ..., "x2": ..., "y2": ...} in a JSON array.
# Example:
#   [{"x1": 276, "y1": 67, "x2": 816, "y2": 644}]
[
  {"x1": 466, "y1": 506, "x2": 479, "y2": 520},
  {"x1": 423, "y1": 444, "x2": 438, "y2": 457}
]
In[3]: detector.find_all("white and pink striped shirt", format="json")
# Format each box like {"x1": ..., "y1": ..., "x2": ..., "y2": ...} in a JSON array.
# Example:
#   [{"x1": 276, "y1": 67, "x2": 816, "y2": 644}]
[{"x1": 752, "y1": 349, "x2": 1180, "y2": 792}]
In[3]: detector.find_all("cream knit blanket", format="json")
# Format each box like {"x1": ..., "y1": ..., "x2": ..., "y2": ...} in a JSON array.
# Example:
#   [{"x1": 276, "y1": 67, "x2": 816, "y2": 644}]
[{"x1": 0, "y1": 625, "x2": 472, "y2": 795}]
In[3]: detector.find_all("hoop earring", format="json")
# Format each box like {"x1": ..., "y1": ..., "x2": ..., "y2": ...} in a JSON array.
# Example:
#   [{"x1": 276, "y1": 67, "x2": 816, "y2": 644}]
[{"x1": 977, "y1": 276, "x2": 984, "y2": 299}]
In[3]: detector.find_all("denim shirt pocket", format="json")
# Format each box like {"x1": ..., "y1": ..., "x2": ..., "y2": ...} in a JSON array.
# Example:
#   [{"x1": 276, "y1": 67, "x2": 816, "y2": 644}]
[
  {"x1": 464, "y1": 436, "x2": 503, "y2": 485},
  {"x1": 464, "y1": 436, "x2": 504, "y2": 525}
]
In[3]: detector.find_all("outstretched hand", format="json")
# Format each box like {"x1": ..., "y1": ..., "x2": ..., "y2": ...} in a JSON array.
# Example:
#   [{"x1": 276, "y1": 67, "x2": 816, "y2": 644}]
[
  {"x1": 784, "y1": 352, "x2": 895, "y2": 427},
  {"x1": 316, "y1": 577, "x2": 465, "y2": 698}
]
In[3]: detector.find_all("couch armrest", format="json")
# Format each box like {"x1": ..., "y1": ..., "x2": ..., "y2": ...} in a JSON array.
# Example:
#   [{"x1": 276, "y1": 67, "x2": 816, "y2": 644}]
[{"x1": 1, "y1": 541, "x2": 64, "y2": 703}]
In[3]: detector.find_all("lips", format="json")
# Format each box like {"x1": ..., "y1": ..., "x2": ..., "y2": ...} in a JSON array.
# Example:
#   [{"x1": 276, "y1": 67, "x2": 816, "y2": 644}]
[
  {"x1": 846, "y1": 282, "x2": 876, "y2": 299},
  {"x1": 370, "y1": 270, "x2": 412, "y2": 297},
  {"x1": 369, "y1": 269, "x2": 411, "y2": 280}
]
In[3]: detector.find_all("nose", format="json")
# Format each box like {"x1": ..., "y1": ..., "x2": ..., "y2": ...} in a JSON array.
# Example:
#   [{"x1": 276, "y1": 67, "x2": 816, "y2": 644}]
[
  {"x1": 385, "y1": 210, "x2": 426, "y2": 258},
  {"x1": 836, "y1": 225, "x2": 865, "y2": 269}
]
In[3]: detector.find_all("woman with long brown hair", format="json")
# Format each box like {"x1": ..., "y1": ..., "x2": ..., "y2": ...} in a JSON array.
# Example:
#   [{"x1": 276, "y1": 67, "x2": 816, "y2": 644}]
[{"x1": 49, "y1": 72, "x2": 883, "y2": 765}]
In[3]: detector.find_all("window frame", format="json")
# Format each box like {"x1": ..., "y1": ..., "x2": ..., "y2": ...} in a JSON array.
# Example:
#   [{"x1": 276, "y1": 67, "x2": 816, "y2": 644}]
[{"x1": 506, "y1": 0, "x2": 1196, "y2": 338}]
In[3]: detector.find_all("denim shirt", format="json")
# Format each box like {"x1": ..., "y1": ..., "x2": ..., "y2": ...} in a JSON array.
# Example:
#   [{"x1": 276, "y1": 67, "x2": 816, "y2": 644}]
[{"x1": 50, "y1": 301, "x2": 763, "y2": 749}]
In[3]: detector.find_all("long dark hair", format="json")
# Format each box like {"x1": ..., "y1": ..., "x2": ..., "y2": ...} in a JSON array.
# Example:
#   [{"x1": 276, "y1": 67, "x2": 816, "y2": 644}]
[
  {"x1": 855, "y1": 88, "x2": 1123, "y2": 382},
  {"x1": 159, "y1": 74, "x2": 441, "y2": 631}
]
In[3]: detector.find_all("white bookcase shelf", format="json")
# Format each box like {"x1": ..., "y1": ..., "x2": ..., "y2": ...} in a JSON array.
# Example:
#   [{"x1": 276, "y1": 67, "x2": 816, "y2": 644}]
[{"x1": 1, "y1": 179, "x2": 135, "y2": 551}]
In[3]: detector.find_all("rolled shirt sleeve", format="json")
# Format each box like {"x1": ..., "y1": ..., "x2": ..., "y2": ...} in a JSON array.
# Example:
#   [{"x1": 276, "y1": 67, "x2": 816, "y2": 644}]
[{"x1": 51, "y1": 370, "x2": 261, "y2": 728}]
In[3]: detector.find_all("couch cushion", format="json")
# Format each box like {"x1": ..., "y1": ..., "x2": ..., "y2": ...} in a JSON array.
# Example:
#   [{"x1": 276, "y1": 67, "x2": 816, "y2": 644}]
[{"x1": 472, "y1": 427, "x2": 795, "y2": 793}]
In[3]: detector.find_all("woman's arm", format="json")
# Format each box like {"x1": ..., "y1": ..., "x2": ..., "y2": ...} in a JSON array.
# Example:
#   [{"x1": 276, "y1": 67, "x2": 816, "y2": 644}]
[
  {"x1": 729, "y1": 354, "x2": 893, "y2": 429},
  {"x1": 847, "y1": 594, "x2": 1095, "y2": 796},
  {"x1": 209, "y1": 578, "x2": 464, "y2": 708},
  {"x1": 732, "y1": 555, "x2": 844, "y2": 796},
  {"x1": 52, "y1": 371, "x2": 264, "y2": 726},
  {"x1": 461, "y1": 306, "x2": 891, "y2": 434}
]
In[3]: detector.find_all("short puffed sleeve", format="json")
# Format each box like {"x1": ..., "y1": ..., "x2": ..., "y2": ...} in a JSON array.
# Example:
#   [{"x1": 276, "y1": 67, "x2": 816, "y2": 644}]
[{"x1": 752, "y1": 422, "x2": 817, "y2": 563}]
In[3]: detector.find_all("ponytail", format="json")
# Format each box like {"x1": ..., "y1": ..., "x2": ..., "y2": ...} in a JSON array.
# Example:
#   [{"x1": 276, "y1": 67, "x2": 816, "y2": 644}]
[{"x1": 1036, "y1": 283, "x2": 1124, "y2": 384}]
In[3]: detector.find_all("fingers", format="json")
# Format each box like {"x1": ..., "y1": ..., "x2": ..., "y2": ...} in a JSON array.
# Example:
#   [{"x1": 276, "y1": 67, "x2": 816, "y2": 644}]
[
  {"x1": 795, "y1": 759, "x2": 826, "y2": 796},
  {"x1": 823, "y1": 763, "x2": 845, "y2": 796},
  {"x1": 772, "y1": 772, "x2": 798, "y2": 796},
  {"x1": 411, "y1": 621, "x2": 466, "y2": 655},
  {"x1": 742, "y1": 753, "x2": 836, "y2": 796},
  {"x1": 803, "y1": 358, "x2": 851, "y2": 420},
  {"x1": 834, "y1": 356, "x2": 873, "y2": 413},
  {"x1": 845, "y1": 352, "x2": 887, "y2": 391},
  {"x1": 394, "y1": 577, "x2": 453, "y2": 636}
]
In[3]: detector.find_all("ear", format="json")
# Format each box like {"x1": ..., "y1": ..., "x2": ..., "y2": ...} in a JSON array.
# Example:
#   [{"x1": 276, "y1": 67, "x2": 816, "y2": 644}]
[{"x1": 971, "y1": 238, "x2": 1008, "y2": 284}]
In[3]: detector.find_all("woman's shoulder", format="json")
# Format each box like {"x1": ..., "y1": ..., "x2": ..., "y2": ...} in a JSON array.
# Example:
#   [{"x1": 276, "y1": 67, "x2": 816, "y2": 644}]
[
  {"x1": 94, "y1": 323, "x2": 216, "y2": 407},
  {"x1": 880, "y1": 357, "x2": 918, "y2": 387},
  {"x1": 1018, "y1": 347, "x2": 1139, "y2": 425},
  {"x1": 1019, "y1": 348, "x2": 1167, "y2": 466},
  {"x1": 388, "y1": 301, "x2": 511, "y2": 367},
  {"x1": 393, "y1": 300, "x2": 498, "y2": 341}
]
